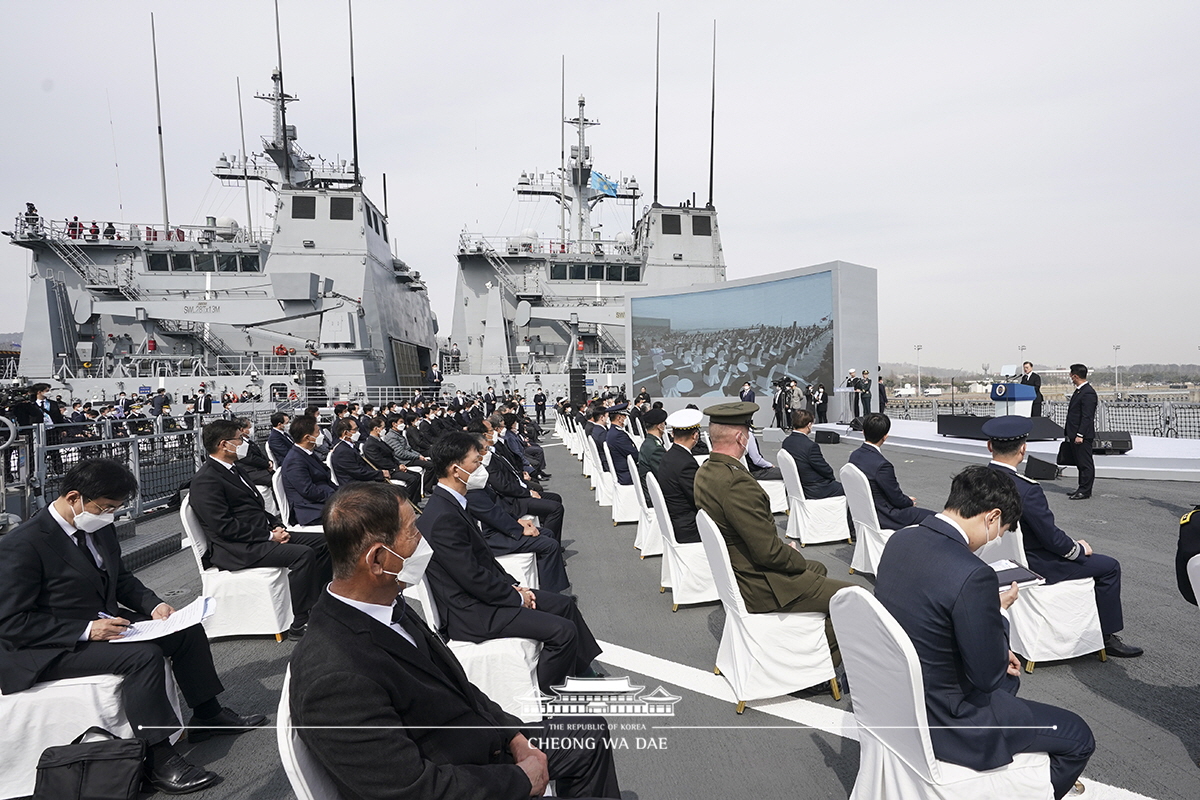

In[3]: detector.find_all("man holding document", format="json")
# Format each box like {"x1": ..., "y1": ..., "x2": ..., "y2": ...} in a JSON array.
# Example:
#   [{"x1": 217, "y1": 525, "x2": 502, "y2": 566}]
[
  {"x1": 0, "y1": 459, "x2": 265, "y2": 795},
  {"x1": 874, "y1": 465, "x2": 1095, "y2": 799}
]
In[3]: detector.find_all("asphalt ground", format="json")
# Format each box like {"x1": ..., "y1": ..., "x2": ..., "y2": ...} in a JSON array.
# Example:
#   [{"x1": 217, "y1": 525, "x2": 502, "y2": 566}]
[{"x1": 115, "y1": 425, "x2": 1200, "y2": 799}]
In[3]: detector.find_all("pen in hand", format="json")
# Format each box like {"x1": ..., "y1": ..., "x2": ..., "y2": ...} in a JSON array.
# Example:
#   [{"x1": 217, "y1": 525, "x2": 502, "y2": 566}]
[{"x1": 97, "y1": 612, "x2": 134, "y2": 634}]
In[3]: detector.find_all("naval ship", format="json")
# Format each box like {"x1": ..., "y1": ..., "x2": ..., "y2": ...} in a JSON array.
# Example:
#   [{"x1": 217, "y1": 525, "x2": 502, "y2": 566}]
[
  {"x1": 449, "y1": 94, "x2": 727, "y2": 398},
  {"x1": 7, "y1": 68, "x2": 436, "y2": 405}
]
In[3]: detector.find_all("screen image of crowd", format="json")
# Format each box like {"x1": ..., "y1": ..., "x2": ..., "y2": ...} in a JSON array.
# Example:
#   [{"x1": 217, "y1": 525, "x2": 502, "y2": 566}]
[{"x1": 631, "y1": 271, "x2": 835, "y2": 398}]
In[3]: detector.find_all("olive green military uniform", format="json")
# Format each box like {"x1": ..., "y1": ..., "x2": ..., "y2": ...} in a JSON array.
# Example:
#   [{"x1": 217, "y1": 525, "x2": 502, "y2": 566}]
[{"x1": 694, "y1": 435, "x2": 852, "y2": 664}]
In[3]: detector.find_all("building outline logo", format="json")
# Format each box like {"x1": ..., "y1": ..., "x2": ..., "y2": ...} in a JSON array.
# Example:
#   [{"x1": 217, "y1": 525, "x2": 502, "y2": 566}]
[{"x1": 519, "y1": 677, "x2": 682, "y2": 718}]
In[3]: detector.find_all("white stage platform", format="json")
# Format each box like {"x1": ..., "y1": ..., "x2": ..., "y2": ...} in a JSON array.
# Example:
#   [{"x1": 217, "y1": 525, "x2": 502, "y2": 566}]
[{"x1": 812, "y1": 418, "x2": 1200, "y2": 483}]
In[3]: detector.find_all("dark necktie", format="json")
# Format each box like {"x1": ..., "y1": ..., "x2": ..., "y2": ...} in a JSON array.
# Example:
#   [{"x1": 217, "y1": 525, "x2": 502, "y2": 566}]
[
  {"x1": 73, "y1": 531, "x2": 103, "y2": 576},
  {"x1": 392, "y1": 601, "x2": 428, "y2": 655}
]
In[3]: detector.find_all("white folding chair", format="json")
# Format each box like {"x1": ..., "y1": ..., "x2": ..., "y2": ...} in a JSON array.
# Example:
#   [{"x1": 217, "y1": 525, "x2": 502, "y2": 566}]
[
  {"x1": 180, "y1": 496, "x2": 293, "y2": 640},
  {"x1": 696, "y1": 510, "x2": 839, "y2": 712},
  {"x1": 496, "y1": 552, "x2": 540, "y2": 590},
  {"x1": 401, "y1": 575, "x2": 542, "y2": 723},
  {"x1": 631, "y1": 458, "x2": 664, "y2": 558},
  {"x1": 606, "y1": 444, "x2": 639, "y2": 525},
  {"x1": 778, "y1": 450, "x2": 850, "y2": 546},
  {"x1": 1190, "y1": 554, "x2": 1200, "y2": 609},
  {"x1": 974, "y1": 526, "x2": 1105, "y2": 672},
  {"x1": 758, "y1": 478, "x2": 789, "y2": 515},
  {"x1": 587, "y1": 436, "x2": 614, "y2": 507},
  {"x1": 277, "y1": 667, "x2": 344, "y2": 800},
  {"x1": 273, "y1": 470, "x2": 325, "y2": 534},
  {"x1": 829, "y1": 587, "x2": 1054, "y2": 799},
  {"x1": 840, "y1": 463, "x2": 894, "y2": 576},
  {"x1": 648, "y1": 475, "x2": 717, "y2": 611},
  {"x1": 325, "y1": 453, "x2": 340, "y2": 486}
]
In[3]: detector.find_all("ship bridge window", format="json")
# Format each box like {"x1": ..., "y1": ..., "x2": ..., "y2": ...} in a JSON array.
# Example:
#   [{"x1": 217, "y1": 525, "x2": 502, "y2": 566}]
[
  {"x1": 550, "y1": 263, "x2": 567, "y2": 281},
  {"x1": 330, "y1": 196, "x2": 354, "y2": 221},
  {"x1": 218, "y1": 253, "x2": 238, "y2": 272},
  {"x1": 240, "y1": 253, "x2": 261, "y2": 272},
  {"x1": 661, "y1": 214, "x2": 681, "y2": 235},
  {"x1": 147, "y1": 253, "x2": 169, "y2": 272},
  {"x1": 292, "y1": 195, "x2": 316, "y2": 219},
  {"x1": 606, "y1": 264, "x2": 623, "y2": 282},
  {"x1": 569, "y1": 263, "x2": 585, "y2": 281},
  {"x1": 624, "y1": 265, "x2": 641, "y2": 282},
  {"x1": 692, "y1": 215, "x2": 712, "y2": 236},
  {"x1": 587, "y1": 263, "x2": 604, "y2": 281},
  {"x1": 381, "y1": 219, "x2": 388, "y2": 242},
  {"x1": 171, "y1": 253, "x2": 192, "y2": 271},
  {"x1": 194, "y1": 253, "x2": 217, "y2": 272}
]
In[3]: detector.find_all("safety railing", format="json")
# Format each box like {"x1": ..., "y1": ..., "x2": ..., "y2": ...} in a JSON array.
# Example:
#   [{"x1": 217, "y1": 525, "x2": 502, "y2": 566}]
[
  {"x1": 11, "y1": 215, "x2": 269, "y2": 246},
  {"x1": 884, "y1": 398, "x2": 1200, "y2": 439}
]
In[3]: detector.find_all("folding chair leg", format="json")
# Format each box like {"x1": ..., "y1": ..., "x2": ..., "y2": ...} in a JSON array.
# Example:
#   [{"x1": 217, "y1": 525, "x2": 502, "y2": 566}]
[
  {"x1": 799, "y1": 542, "x2": 806, "y2": 547},
  {"x1": 714, "y1": 667, "x2": 721, "y2": 675},
  {"x1": 275, "y1": 633, "x2": 283, "y2": 642},
  {"x1": 735, "y1": 701, "x2": 746, "y2": 714},
  {"x1": 1099, "y1": 649, "x2": 1107, "y2": 662},
  {"x1": 829, "y1": 679, "x2": 841, "y2": 702},
  {"x1": 848, "y1": 568, "x2": 855, "y2": 574},
  {"x1": 671, "y1": 604, "x2": 679, "y2": 612},
  {"x1": 1025, "y1": 660, "x2": 1035, "y2": 674},
  {"x1": 659, "y1": 586, "x2": 665, "y2": 593}
]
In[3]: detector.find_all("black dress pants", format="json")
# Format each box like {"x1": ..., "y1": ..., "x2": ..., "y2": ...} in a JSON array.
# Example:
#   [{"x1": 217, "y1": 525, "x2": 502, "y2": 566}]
[
  {"x1": 512, "y1": 493, "x2": 565, "y2": 540},
  {"x1": 1072, "y1": 438, "x2": 1095, "y2": 495},
  {"x1": 1017, "y1": 698, "x2": 1095, "y2": 799},
  {"x1": 390, "y1": 470, "x2": 423, "y2": 503},
  {"x1": 525, "y1": 716, "x2": 622, "y2": 798},
  {"x1": 39, "y1": 625, "x2": 224, "y2": 745},
  {"x1": 491, "y1": 591, "x2": 601, "y2": 692},
  {"x1": 250, "y1": 532, "x2": 333, "y2": 626}
]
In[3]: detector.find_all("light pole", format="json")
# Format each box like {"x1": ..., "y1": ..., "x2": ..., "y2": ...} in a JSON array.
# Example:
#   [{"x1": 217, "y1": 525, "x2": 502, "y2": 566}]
[
  {"x1": 1113, "y1": 344, "x2": 1121, "y2": 398},
  {"x1": 914, "y1": 344, "x2": 923, "y2": 397},
  {"x1": 1017, "y1": 344, "x2": 1026, "y2": 368}
]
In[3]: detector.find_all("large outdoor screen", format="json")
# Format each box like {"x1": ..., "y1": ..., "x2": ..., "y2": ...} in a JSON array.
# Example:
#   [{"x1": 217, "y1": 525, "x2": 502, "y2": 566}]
[{"x1": 630, "y1": 271, "x2": 834, "y2": 399}]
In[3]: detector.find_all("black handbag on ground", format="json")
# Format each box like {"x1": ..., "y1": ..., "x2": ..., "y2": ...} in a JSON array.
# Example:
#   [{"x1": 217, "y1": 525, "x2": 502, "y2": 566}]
[{"x1": 33, "y1": 726, "x2": 146, "y2": 800}]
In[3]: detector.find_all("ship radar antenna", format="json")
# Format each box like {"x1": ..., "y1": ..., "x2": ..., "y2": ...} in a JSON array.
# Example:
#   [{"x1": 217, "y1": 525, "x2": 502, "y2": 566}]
[
  {"x1": 347, "y1": 0, "x2": 361, "y2": 189},
  {"x1": 707, "y1": 19, "x2": 717, "y2": 208},
  {"x1": 652, "y1": 13, "x2": 662, "y2": 206},
  {"x1": 273, "y1": 0, "x2": 292, "y2": 185}
]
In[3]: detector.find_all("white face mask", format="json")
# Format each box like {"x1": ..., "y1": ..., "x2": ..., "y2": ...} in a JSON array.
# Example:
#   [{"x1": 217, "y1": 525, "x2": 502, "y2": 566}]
[
  {"x1": 379, "y1": 537, "x2": 434, "y2": 586},
  {"x1": 234, "y1": 440, "x2": 250, "y2": 459},
  {"x1": 455, "y1": 461, "x2": 489, "y2": 491},
  {"x1": 73, "y1": 499, "x2": 115, "y2": 533},
  {"x1": 351, "y1": 431, "x2": 361, "y2": 442},
  {"x1": 481, "y1": 450, "x2": 493, "y2": 467}
]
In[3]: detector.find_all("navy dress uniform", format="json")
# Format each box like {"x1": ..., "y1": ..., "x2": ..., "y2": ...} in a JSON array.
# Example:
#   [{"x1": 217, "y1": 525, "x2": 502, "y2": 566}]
[
  {"x1": 658, "y1": 409, "x2": 704, "y2": 544},
  {"x1": 983, "y1": 416, "x2": 1141, "y2": 658},
  {"x1": 604, "y1": 404, "x2": 639, "y2": 486}
]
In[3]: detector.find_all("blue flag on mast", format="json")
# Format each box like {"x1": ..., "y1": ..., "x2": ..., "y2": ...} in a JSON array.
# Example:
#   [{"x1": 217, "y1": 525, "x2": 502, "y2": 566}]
[{"x1": 589, "y1": 171, "x2": 618, "y2": 197}]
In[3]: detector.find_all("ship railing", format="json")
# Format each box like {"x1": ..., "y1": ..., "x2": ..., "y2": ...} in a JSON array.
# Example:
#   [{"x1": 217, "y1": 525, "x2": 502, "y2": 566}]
[
  {"x1": 9, "y1": 215, "x2": 268, "y2": 246},
  {"x1": 78, "y1": 354, "x2": 312, "y2": 380},
  {"x1": 459, "y1": 232, "x2": 637, "y2": 259}
]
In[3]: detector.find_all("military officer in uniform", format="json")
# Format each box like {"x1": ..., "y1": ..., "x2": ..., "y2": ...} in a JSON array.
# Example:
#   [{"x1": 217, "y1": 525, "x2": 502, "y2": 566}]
[
  {"x1": 604, "y1": 404, "x2": 639, "y2": 486},
  {"x1": 983, "y1": 416, "x2": 1142, "y2": 658},
  {"x1": 658, "y1": 409, "x2": 704, "y2": 543},
  {"x1": 693, "y1": 402, "x2": 852, "y2": 673},
  {"x1": 636, "y1": 408, "x2": 669, "y2": 493}
]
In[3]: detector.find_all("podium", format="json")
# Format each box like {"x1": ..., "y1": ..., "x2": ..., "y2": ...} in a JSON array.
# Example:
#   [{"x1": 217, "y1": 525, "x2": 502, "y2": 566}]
[
  {"x1": 991, "y1": 383, "x2": 1036, "y2": 417},
  {"x1": 833, "y1": 386, "x2": 857, "y2": 424}
]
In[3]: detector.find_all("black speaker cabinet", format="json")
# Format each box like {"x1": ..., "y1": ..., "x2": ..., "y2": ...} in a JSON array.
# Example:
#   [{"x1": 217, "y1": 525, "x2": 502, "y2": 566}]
[
  {"x1": 815, "y1": 430, "x2": 841, "y2": 444},
  {"x1": 568, "y1": 368, "x2": 587, "y2": 407},
  {"x1": 1025, "y1": 456, "x2": 1058, "y2": 481},
  {"x1": 1093, "y1": 432, "x2": 1133, "y2": 455}
]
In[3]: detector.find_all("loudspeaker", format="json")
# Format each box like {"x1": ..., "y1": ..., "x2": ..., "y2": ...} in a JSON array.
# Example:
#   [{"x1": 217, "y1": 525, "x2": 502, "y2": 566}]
[
  {"x1": 1093, "y1": 432, "x2": 1133, "y2": 455},
  {"x1": 569, "y1": 368, "x2": 587, "y2": 407},
  {"x1": 848, "y1": 417, "x2": 864, "y2": 431},
  {"x1": 815, "y1": 430, "x2": 840, "y2": 444},
  {"x1": 1025, "y1": 456, "x2": 1058, "y2": 481}
]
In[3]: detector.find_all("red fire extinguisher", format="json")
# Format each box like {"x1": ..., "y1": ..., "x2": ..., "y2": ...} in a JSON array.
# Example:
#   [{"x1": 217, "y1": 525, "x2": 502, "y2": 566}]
[
  {"x1": 576, "y1": 340, "x2": 584, "y2": 352},
  {"x1": 147, "y1": 338, "x2": 157, "y2": 352}
]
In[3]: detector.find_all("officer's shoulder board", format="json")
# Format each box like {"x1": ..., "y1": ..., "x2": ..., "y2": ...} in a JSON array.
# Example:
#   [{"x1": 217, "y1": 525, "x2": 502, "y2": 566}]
[
  {"x1": 1182, "y1": 506, "x2": 1200, "y2": 526},
  {"x1": 1015, "y1": 473, "x2": 1038, "y2": 484}
]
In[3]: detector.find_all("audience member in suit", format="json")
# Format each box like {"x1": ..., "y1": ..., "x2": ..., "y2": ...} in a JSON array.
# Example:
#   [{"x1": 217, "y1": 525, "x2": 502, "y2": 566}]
[
  {"x1": 282, "y1": 415, "x2": 338, "y2": 526},
  {"x1": 1020, "y1": 361, "x2": 1044, "y2": 417},
  {"x1": 330, "y1": 418, "x2": 387, "y2": 485},
  {"x1": 231, "y1": 417, "x2": 273, "y2": 487},
  {"x1": 739, "y1": 382, "x2": 755, "y2": 403},
  {"x1": 267, "y1": 411, "x2": 293, "y2": 467},
  {"x1": 658, "y1": 409, "x2": 704, "y2": 543},
  {"x1": 874, "y1": 466, "x2": 1094, "y2": 799},
  {"x1": 504, "y1": 413, "x2": 549, "y2": 480},
  {"x1": 636, "y1": 409, "x2": 669, "y2": 497},
  {"x1": 359, "y1": 416, "x2": 423, "y2": 503},
  {"x1": 288, "y1": 483, "x2": 621, "y2": 799},
  {"x1": 194, "y1": 389, "x2": 213, "y2": 416},
  {"x1": 589, "y1": 407, "x2": 610, "y2": 471},
  {"x1": 0, "y1": 460, "x2": 265, "y2": 795},
  {"x1": 1177, "y1": 505, "x2": 1200, "y2": 605},
  {"x1": 1065, "y1": 363, "x2": 1098, "y2": 500},
  {"x1": 983, "y1": 416, "x2": 1142, "y2": 658},
  {"x1": 302, "y1": 405, "x2": 333, "y2": 459},
  {"x1": 189, "y1": 420, "x2": 330, "y2": 639},
  {"x1": 847, "y1": 413, "x2": 935, "y2": 530},
  {"x1": 382, "y1": 414, "x2": 434, "y2": 491},
  {"x1": 474, "y1": 418, "x2": 565, "y2": 539},
  {"x1": 417, "y1": 432, "x2": 602, "y2": 692},
  {"x1": 781, "y1": 410, "x2": 844, "y2": 499},
  {"x1": 605, "y1": 405, "x2": 639, "y2": 486},
  {"x1": 743, "y1": 429, "x2": 783, "y2": 481}
]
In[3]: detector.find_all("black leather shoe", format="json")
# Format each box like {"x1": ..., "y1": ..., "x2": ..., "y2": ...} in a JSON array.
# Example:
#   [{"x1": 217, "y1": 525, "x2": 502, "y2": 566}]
[
  {"x1": 188, "y1": 707, "x2": 268, "y2": 743},
  {"x1": 144, "y1": 752, "x2": 220, "y2": 795},
  {"x1": 1104, "y1": 634, "x2": 1143, "y2": 658},
  {"x1": 286, "y1": 623, "x2": 307, "y2": 640},
  {"x1": 1068, "y1": 491, "x2": 1091, "y2": 500}
]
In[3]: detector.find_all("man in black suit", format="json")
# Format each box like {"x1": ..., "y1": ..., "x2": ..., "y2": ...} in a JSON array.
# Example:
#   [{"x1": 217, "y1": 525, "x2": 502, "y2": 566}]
[
  {"x1": 233, "y1": 417, "x2": 274, "y2": 488},
  {"x1": 847, "y1": 413, "x2": 935, "y2": 529},
  {"x1": 533, "y1": 388, "x2": 547, "y2": 425},
  {"x1": 1177, "y1": 505, "x2": 1200, "y2": 605},
  {"x1": 329, "y1": 418, "x2": 386, "y2": 485},
  {"x1": 484, "y1": 386, "x2": 498, "y2": 415},
  {"x1": 150, "y1": 387, "x2": 171, "y2": 417},
  {"x1": 1065, "y1": 363, "x2": 1097, "y2": 499},
  {"x1": 875, "y1": 466, "x2": 1094, "y2": 799},
  {"x1": 194, "y1": 387, "x2": 214, "y2": 416},
  {"x1": 417, "y1": 432, "x2": 601, "y2": 692},
  {"x1": 604, "y1": 404, "x2": 639, "y2": 486},
  {"x1": 281, "y1": 415, "x2": 338, "y2": 526},
  {"x1": 0, "y1": 459, "x2": 265, "y2": 795},
  {"x1": 781, "y1": 409, "x2": 844, "y2": 499},
  {"x1": 984, "y1": 415, "x2": 1142, "y2": 658},
  {"x1": 360, "y1": 416, "x2": 423, "y2": 503},
  {"x1": 475, "y1": 418, "x2": 565, "y2": 539},
  {"x1": 658, "y1": 409, "x2": 704, "y2": 543},
  {"x1": 289, "y1": 482, "x2": 620, "y2": 799},
  {"x1": 189, "y1": 420, "x2": 330, "y2": 639},
  {"x1": 267, "y1": 411, "x2": 293, "y2": 466},
  {"x1": 1020, "y1": 361, "x2": 1044, "y2": 417}
]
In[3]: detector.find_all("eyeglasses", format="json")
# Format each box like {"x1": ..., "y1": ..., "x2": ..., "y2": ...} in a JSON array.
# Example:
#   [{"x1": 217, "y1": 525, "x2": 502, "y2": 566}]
[{"x1": 83, "y1": 498, "x2": 126, "y2": 514}]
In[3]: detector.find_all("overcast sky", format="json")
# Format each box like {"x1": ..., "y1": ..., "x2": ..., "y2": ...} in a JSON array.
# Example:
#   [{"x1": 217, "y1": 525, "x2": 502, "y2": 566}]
[{"x1": 3, "y1": 1, "x2": 1197, "y2": 371}]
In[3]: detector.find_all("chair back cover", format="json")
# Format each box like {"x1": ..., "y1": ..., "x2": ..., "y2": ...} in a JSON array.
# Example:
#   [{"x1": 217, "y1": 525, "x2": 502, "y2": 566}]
[
  {"x1": 829, "y1": 586, "x2": 939, "y2": 782},
  {"x1": 277, "y1": 667, "x2": 345, "y2": 800},
  {"x1": 840, "y1": 463, "x2": 883, "y2": 532},
  {"x1": 696, "y1": 510, "x2": 748, "y2": 616},
  {"x1": 179, "y1": 496, "x2": 209, "y2": 574},
  {"x1": 646, "y1": 473, "x2": 674, "y2": 542},
  {"x1": 273, "y1": 470, "x2": 292, "y2": 526},
  {"x1": 777, "y1": 449, "x2": 804, "y2": 503},
  {"x1": 628, "y1": 455, "x2": 649, "y2": 510}
]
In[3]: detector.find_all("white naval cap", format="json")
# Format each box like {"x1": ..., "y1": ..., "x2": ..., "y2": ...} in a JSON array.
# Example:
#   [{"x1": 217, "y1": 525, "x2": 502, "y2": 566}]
[{"x1": 666, "y1": 408, "x2": 704, "y2": 431}]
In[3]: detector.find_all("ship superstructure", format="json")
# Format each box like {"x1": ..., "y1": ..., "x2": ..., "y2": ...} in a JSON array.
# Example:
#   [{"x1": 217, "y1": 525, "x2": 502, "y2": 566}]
[
  {"x1": 8, "y1": 69, "x2": 436, "y2": 403},
  {"x1": 450, "y1": 95, "x2": 726, "y2": 389}
]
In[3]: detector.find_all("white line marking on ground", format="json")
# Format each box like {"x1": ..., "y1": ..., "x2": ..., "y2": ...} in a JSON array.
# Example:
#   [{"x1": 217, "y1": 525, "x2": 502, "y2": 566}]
[{"x1": 595, "y1": 639, "x2": 1157, "y2": 799}]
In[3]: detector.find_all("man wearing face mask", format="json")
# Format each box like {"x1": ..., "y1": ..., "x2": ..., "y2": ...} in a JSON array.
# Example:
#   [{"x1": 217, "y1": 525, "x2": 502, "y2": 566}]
[
  {"x1": 360, "y1": 416, "x2": 423, "y2": 505},
  {"x1": 693, "y1": 402, "x2": 852, "y2": 677},
  {"x1": 604, "y1": 404, "x2": 639, "y2": 486},
  {"x1": 418, "y1": 432, "x2": 602, "y2": 692},
  {"x1": 874, "y1": 465, "x2": 1095, "y2": 799},
  {"x1": 189, "y1": 420, "x2": 331, "y2": 640},
  {"x1": 0, "y1": 459, "x2": 266, "y2": 795},
  {"x1": 289, "y1": 483, "x2": 621, "y2": 799},
  {"x1": 282, "y1": 415, "x2": 339, "y2": 526},
  {"x1": 329, "y1": 418, "x2": 389, "y2": 485}
]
